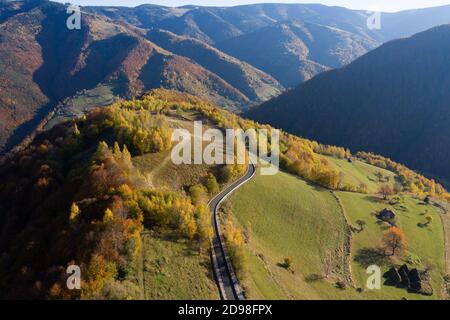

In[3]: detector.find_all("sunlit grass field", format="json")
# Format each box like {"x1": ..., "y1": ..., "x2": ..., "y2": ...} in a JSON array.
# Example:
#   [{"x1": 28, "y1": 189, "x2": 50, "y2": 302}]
[
  {"x1": 338, "y1": 191, "x2": 445, "y2": 299},
  {"x1": 140, "y1": 231, "x2": 219, "y2": 300},
  {"x1": 228, "y1": 164, "x2": 447, "y2": 300},
  {"x1": 328, "y1": 157, "x2": 396, "y2": 193},
  {"x1": 226, "y1": 169, "x2": 357, "y2": 299}
]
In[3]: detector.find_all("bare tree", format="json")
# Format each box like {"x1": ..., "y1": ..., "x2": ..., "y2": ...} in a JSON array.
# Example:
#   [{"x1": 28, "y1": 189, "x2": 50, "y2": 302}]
[{"x1": 378, "y1": 184, "x2": 394, "y2": 200}]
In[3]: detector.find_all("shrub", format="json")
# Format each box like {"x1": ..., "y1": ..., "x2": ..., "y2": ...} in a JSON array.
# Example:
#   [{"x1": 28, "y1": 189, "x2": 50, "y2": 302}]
[
  {"x1": 219, "y1": 166, "x2": 233, "y2": 184},
  {"x1": 189, "y1": 184, "x2": 208, "y2": 205},
  {"x1": 336, "y1": 281, "x2": 346, "y2": 290},
  {"x1": 205, "y1": 174, "x2": 220, "y2": 195},
  {"x1": 223, "y1": 217, "x2": 246, "y2": 278},
  {"x1": 101, "y1": 280, "x2": 141, "y2": 300},
  {"x1": 195, "y1": 204, "x2": 213, "y2": 248},
  {"x1": 356, "y1": 220, "x2": 366, "y2": 232},
  {"x1": 379, "y1": 184, "x2": 394, "y2": 200},
  {"x1": 69, "y1": 202, "x2": 80, "y2": 222},
  {"x1": 282, "y1": 257, "x2": 293, "y2": 270}
]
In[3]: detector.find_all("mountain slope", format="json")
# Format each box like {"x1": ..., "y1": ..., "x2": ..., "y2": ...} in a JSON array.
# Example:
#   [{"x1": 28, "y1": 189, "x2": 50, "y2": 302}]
[
  {"x1": 228, "y1": 167, "x2": 446, "y2": 299},
  {"x1": 217, "y1": 21, "x2": 376, "y2": 87},
  {"x1": 146, "y1": 29, "x2": 283, "y2": 102},
  {"x1": 120, "y1": 3, "x2": 450, "y2": 43},
  {"x1": 0, "y1": 1, "x2": 250, "y2": 152},
  {"x1": 247, "y1": 25, "x2": 450, "y2": 184},
  {"x1": 3, "y1": 1, "x2": 450, "y2": 156},
  {"x1": 155, "y1": 7, "x2": 244, "y2": 45},
  {"x1": 380, "y1": 5, "x2": 450, "y2": 41}
]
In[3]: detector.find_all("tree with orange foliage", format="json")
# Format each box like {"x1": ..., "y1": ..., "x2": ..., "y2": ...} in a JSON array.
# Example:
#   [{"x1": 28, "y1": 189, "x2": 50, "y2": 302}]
[{"x1": 383, "y1": 227, "x2": 407, "y2": 256}]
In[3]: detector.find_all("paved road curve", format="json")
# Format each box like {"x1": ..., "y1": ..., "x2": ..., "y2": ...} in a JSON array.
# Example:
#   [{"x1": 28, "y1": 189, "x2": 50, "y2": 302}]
[{"x1": 209, "y1": 164, "x2": 256, "y2": 300}]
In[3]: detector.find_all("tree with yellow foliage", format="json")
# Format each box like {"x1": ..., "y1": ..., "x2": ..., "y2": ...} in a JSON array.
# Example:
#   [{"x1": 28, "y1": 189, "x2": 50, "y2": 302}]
[
  {"x1": 174, "y1": 198, "x2": 197, "y2": 239},
  {"x1": 206, "y1": 174, "x2": 220, "y2": 195},
  {"x1": 82, "y1": 254, "x2": 117, "y2": 297},
  {"x1": 223, "y1": 217, "x2": 246, "y2": 276},
  {"x1": 103, "y1": 208, "x2": 114, "y2": 223},
  {"x1": 69, "y1": 203, "x2": 80, "y2": 223},
  {"x1": 195, "y1": 204, "x2": 213, "y2": 249},
  {"x1": 189, "y1": 184, "x2": 209, "y2": 205}
]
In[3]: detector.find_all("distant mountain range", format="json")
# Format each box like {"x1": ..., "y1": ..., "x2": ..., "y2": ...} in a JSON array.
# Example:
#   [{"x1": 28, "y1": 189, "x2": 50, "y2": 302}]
[
  {"x1": 86, "y1": 2, "x2": 450, "y2": 86},
  {"x1": 216, "y1": 20, "x2": 373, "y2": 87},
  {"x1": 247, "y1": 25, "x2": 450, "y2": 185},
  {"x1": 1, "y1": 0, "x2": 450, "y2": 153},
  {"x1": 86, "y1": 2, "x2": 450, "y2": 43}
]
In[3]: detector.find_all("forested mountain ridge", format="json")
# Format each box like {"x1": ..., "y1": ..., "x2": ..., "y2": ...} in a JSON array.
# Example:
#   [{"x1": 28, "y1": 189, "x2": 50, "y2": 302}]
[
  {"x1": 86, "y1": 3, "x2": 379, "y2": 88},
  {"x1": 247, "y1": 24, "x2": 450, "y2": 186},
  {"x1": 86, "y1": 2, "x2": 450, "y2": 87},
  {"x1": 145, "y1": 29, "x2": 283, "y2": 101},
  {"x1": 0, "y1": 0, "x2": 279, "y2": 153},
  {"x1": 1, "y1": 0, "x2": 450, "y2": 301}
]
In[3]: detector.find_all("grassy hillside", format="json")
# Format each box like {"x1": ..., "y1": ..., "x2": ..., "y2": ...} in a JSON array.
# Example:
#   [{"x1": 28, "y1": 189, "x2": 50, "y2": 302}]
[
  {"x1": 327, "y1": 157, "x2": 396, "y2": 194},
  {"x1": 139, "y1": 230, "x2": 219, "y2": 300},
  {"x1": 44, "y1": 85, "x2": 117, "y2": 130},
  {"x1": 337, "y1": 192, "x2": 445, "y2": 300},
  {"x1": 228, "y1": 160, "x2": 448, "y2": 300},
  {"x1": 226, "y1": 168, "x2": 354, "y2": 299}
]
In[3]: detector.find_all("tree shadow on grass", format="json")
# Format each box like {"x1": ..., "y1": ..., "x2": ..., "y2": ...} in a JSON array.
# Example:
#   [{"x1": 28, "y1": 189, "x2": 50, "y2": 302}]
[
  {"x1": 363, "y1": 195, "x2": 384, "y2": 204},
  {"x1": 199, "y1": 259, "x2": 218, "y2": 284},
  {"x1": 305, "y1": 274, "x2": 325, "y2": 283},
  {"x1": 182, "y1": 246, "x2": 199, "y2": 257},
  {"x1": 354, "y1": 248, "x2": 390, "y2": 269}
]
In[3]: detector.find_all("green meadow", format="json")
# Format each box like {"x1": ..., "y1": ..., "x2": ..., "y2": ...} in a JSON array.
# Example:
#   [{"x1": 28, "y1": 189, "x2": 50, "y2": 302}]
[{"x1": 228, "y1": 161, "x2": 447, "y2": 300}]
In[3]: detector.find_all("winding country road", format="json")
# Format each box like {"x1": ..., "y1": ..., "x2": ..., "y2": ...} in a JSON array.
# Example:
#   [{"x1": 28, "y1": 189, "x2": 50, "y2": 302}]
[{"x1": 209, "y1": 163, "x2": 257, "y2": 300}]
